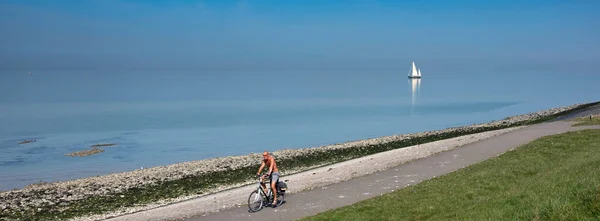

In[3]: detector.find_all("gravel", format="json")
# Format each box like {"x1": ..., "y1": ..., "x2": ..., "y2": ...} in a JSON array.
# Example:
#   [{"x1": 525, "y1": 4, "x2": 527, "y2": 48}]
[{"x1": 0, "y1": 102, "x2": 586, "y2": 219}]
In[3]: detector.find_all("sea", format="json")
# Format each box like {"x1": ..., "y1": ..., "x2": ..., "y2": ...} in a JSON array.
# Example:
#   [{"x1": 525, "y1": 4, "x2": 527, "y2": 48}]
[{"x1": 0, "y1": 69, "x2": 598, "y2": 191}]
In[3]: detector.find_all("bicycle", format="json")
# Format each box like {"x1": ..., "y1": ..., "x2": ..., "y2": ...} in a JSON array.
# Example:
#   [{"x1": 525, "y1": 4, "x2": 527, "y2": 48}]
[{"x1": 247, "y1": 174, "x2": 286, "y2": 212}]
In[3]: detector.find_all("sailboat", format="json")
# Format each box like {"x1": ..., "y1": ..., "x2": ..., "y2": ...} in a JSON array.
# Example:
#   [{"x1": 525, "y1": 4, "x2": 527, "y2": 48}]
[{"x1": 408, "y1": 61, "x2": 422, "y2": 79}]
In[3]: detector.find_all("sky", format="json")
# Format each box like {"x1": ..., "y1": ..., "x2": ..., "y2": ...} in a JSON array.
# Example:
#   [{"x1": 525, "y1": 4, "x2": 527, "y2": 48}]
[{"x1": 1, "y1": 0, "x2": 599, "y2": 71}]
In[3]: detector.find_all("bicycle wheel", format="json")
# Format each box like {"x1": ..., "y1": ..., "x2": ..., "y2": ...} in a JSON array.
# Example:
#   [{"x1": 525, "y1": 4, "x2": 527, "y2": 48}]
[
  {"x1": 275, "y1": 193, "x2": 285, "y2": 207},
  {"x1": 247, "y1": 190, "x2": 264, "y2": 212}
]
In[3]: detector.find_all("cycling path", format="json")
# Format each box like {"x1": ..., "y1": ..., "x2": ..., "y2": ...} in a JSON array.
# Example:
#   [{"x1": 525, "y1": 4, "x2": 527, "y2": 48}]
[
  {"x1": 184, "y1": 123, "x2": 600, "y2": 221},
  {"x1": 103, "y1": 106, "x2": 600, "y2": 221}
]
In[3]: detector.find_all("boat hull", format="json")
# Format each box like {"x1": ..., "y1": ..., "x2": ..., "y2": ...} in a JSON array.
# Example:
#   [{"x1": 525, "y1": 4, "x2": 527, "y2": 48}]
[{"x1": 408, "y1": 76, "x2": 421, "y2": 78}]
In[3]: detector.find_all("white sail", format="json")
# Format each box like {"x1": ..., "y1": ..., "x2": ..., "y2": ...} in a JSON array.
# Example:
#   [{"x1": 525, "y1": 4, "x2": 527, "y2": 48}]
[
  {"x1": 410, "y1": 61, "x2": 419, "y2": 77},
  {"x1": 418, "y1": 68, "x2": 421, "y2": 76}
]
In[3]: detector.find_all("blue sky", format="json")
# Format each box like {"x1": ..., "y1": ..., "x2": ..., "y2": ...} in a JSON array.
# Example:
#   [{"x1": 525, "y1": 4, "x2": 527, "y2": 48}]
[{"x1": 1, "y1": 0, "x2": 599, "y2": 71}]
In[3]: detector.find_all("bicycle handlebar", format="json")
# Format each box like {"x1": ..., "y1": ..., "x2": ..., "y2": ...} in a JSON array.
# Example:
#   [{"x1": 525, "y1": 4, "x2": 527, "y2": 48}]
[{"x1": 256, "y1": 174, "x2": 275, "y2": 183}]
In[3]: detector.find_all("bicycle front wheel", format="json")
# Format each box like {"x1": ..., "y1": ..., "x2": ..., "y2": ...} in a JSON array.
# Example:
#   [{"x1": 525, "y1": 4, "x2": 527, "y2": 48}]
[{"x1": 248, "y1": 190, "x2": 264, "y2": 212}]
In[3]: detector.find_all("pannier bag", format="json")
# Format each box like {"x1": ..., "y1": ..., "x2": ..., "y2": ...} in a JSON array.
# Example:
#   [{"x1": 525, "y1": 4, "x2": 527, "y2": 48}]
[{"x1": 277, "y1": 181, "x2": 287, "y2": 194}]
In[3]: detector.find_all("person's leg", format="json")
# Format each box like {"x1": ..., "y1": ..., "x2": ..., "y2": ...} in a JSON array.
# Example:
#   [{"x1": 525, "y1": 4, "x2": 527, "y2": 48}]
[
  {"x1": 260, "y1": 183, "x2": 266, "y2": 193},
  {"x1": 260, "y1": 175, "x2": 268, "y2": 193},
  {"x1": 270, "y1": 172, "x2": 279, "y2": 204}
]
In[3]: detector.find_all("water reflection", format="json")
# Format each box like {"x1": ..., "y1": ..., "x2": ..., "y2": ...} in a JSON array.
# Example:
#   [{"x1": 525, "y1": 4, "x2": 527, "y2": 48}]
[{"x1": 409, "y1": 78, "x2": 421, "y2": 107}]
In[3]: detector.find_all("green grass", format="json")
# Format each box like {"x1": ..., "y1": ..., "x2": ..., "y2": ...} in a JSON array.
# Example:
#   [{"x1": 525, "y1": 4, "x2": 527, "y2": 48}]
[
  {"x1": 2, "y1": 101, "x2": 599, "y2": 220},
  {"x1": 1, "y1": 124, "x2": 518, "y2": 221},
  {"x1": 301, "y1": 129, "x2": 600, "y2": 221},
  {"x1": 572, "y1": 115, "x2": 600, "y2": 126}
]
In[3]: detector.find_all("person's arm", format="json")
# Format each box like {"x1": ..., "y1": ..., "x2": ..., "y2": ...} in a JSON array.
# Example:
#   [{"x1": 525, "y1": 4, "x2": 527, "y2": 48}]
[
  {"x1": 257, "y1": 161, "x2": 265, "y2": 176},
  {"x1": 268, "y1": 158, "x2": 275, "y2": 175}
]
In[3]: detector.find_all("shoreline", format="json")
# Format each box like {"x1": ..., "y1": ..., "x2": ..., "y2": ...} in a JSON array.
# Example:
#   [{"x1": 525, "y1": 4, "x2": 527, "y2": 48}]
[
  {"x1": 1, "y1": 101, "x2": 598, "y2": 220},
  {"x1": 104, "y1": 126, "x2": 527, "y2": 221}
]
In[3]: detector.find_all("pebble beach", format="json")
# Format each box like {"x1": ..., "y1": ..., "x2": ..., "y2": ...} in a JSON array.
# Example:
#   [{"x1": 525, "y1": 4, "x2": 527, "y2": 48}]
[{"x1": 0, "y1": 103, "x2": 587, "y2": 219}]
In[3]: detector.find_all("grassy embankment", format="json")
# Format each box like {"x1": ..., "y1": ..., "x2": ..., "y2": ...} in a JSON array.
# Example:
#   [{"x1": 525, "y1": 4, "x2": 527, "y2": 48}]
[
  {"x1": 2, "y1": 101, "x2": 599, "y2": 220},
  {"x1": 572, "y1": 114, "x2": 600, "y2": 126},
  {"x1": 301, "y1": 129, "x2": 600, "y2": 221}
]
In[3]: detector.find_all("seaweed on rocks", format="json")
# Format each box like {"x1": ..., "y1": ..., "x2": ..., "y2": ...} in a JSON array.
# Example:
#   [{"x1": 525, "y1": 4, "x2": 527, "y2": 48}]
[
  {"x1": 1, "y1": 101, "x2": 598, "y2": 221},
  {"x1": 64, "y1": 147, "x2": 105, "y2": 157},
  {"x1": 18, "y1": 140, "x2": 36, "y2": 145},
  {"x1": 90, "y1": 143, "x2": 116, "y2": 148}
]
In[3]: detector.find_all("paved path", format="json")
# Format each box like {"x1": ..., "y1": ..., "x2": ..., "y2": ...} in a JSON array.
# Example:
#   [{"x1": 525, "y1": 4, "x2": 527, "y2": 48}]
[
  {"x1": 551, "y1": 103, "x2": 600, "y2": 122},
  {"x1": 100, "y1": 104, "x2": 600, "y2": 221},
  {"x1": 184, "y1": 121, "x2": 600, "y2": 221}
]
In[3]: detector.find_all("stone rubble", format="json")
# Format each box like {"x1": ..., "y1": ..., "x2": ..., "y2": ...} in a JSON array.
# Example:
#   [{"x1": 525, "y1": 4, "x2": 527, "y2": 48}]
[{"x1": 0, "y1": 103, "x2": 584, "y2": 217}]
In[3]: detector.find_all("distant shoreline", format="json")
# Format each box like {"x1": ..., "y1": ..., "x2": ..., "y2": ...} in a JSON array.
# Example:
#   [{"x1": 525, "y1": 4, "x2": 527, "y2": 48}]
[{"x1": 1, "y1": 101, "x2": 599, "y2": 220}]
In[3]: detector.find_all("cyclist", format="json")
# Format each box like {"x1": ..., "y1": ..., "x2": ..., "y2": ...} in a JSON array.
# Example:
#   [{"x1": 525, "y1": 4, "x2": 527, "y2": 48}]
[{"x1": 256, "y1": 151, "x2": 280, "y2": 206}]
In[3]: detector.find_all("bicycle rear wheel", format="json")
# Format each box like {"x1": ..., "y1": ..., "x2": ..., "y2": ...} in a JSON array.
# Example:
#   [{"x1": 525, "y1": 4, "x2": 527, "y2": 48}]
[
  {"x1": 247, "y1": 190, "x2": 264, "y2": 212},
  {"x1": 275, "y1": 193, "x2": 285, "y2": 207}
]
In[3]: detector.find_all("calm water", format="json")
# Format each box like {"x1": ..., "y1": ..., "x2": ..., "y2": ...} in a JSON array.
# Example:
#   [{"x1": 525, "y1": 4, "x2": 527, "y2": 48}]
[{"x1": 0, "y1": 70, "x2": 598, "y2": 190}]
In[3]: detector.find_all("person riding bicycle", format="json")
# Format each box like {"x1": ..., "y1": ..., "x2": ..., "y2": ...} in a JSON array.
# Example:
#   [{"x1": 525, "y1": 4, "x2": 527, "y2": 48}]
[{"x1": 256, "y1": 151, "x2": 280, "y2": 206}]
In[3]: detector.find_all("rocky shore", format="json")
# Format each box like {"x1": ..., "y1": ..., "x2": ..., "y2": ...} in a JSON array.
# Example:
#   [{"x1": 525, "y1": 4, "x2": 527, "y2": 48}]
[{"x1": 0, "y1": 102, "x2": 593, "y2": 220}]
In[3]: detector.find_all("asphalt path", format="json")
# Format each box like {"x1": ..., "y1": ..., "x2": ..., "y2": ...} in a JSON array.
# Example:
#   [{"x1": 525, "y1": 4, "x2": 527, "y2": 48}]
[
  {"x1": 186, "y1": 120, "x2": 600, "y2": 220},
  {"x1": 105, "y1": 103, "x2": 600, "y2": 221}
]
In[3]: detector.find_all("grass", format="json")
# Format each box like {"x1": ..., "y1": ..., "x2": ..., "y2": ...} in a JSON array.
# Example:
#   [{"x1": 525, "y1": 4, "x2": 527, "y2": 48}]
[
  {"x1": 572, "y1": 115, "x2": 600, "y2": 126},
  {"x1": 1, "y1": 101, "x2": 599, "y2": 220},
  {"x1": 1, "y1": 124, "x2": 518, "y2": 221},
  {"x1": 301, "y1": 129, "x2": 600, "y2": 221}
]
